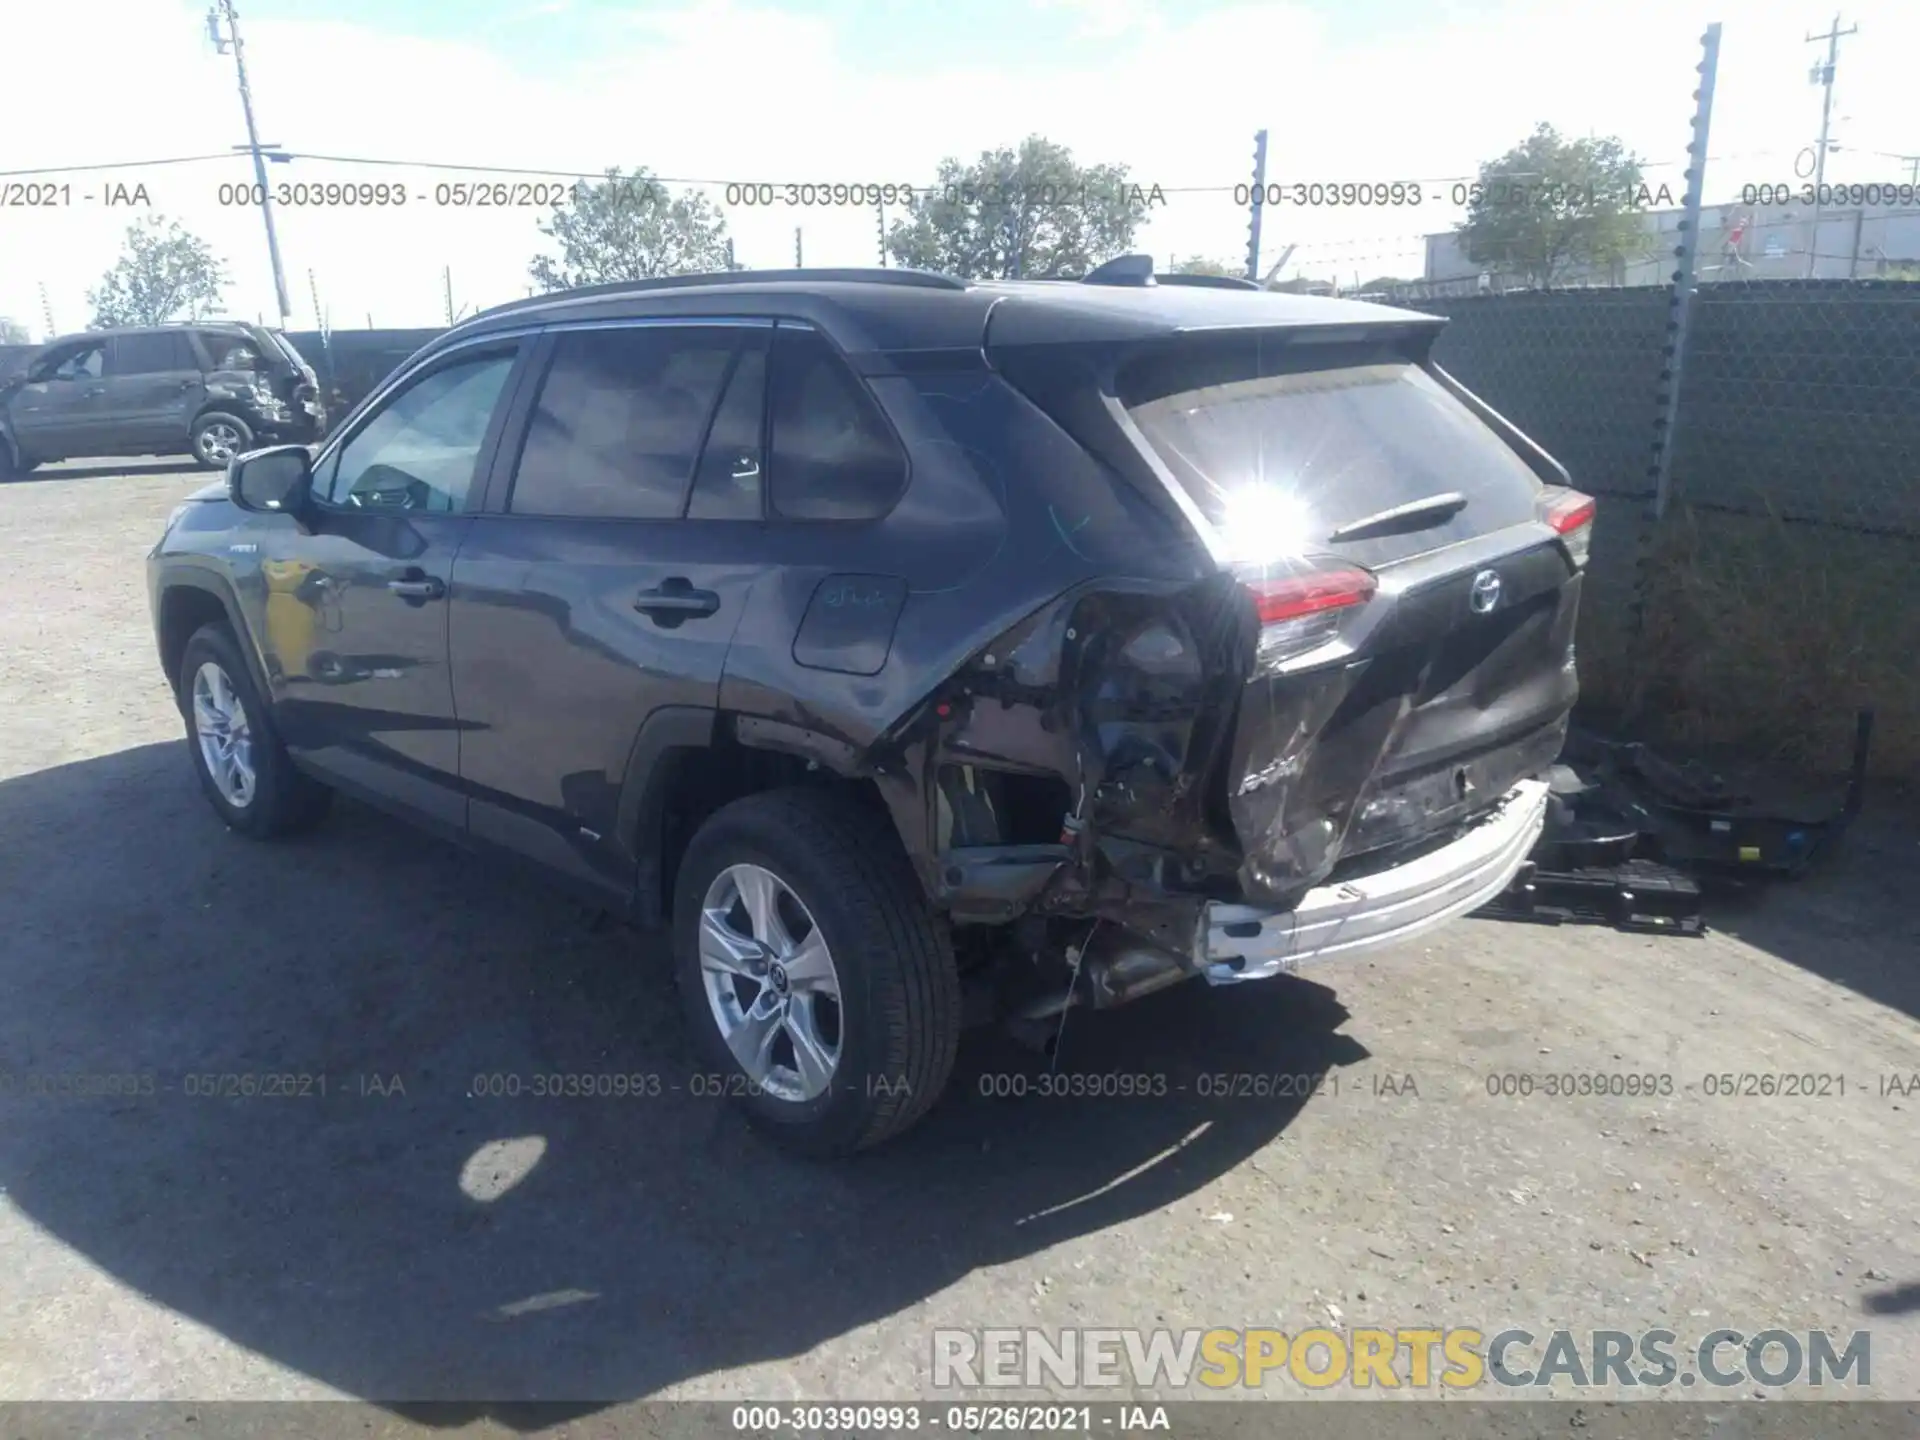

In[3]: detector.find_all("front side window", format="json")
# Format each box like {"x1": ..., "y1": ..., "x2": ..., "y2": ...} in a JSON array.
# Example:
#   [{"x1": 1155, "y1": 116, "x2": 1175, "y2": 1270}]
[
  {"x1": 766, "y1": 327, "x2": 907, "y2": 521},
  {"x1": 41, "y1": 344, "x2": 104, "y2": 382},
  {"x1": 509, "y1": 326, "x2": 738, "y2": 520},
  {"x1": 321, "y1": 350, "x2": 515, "y2": 513}
]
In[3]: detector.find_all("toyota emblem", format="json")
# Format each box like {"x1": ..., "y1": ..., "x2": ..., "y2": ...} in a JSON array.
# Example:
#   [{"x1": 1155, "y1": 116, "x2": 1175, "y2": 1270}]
[{"x1": 1468, "y1": 569, "x2": 1502, "y2": 614}]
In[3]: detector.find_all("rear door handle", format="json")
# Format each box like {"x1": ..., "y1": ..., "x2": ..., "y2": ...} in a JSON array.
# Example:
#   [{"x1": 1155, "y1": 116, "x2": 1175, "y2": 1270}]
[
  {"x1": 634, "y1": 578, "x2": 720, "y2": 619},
  {"x1": 387, "y1": 575, "x2": 445, "y2": 600}
]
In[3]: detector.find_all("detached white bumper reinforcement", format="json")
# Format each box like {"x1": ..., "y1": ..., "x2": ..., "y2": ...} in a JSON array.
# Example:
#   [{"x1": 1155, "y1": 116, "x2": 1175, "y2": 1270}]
[{"x1": 1197, "y1": 778, "x2": 1551, "y2": 984}]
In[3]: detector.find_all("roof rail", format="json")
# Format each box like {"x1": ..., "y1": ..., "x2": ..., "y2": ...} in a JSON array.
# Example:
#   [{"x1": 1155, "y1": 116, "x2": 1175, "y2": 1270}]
[
  {"x1": 470, "y1": 267, "x2": 967, "y2": 323},
  {"x1": 1081, "y1": 256, "x2": 1264, "y2": 291},
  {"x1": 1153, "y1": 272, "x2": 1261, "y2": 291}
]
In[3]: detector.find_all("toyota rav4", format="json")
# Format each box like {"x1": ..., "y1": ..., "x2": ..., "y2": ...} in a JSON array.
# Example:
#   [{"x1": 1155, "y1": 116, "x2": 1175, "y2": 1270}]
[{"x1": 146, "y1": 260, "x2": 1592, "y2": 1154}]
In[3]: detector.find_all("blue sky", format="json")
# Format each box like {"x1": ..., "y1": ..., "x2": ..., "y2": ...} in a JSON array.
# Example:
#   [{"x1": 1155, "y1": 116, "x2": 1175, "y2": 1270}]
[{"x1": 5, "y1": 0, "x2": 1917, "y2": 333}]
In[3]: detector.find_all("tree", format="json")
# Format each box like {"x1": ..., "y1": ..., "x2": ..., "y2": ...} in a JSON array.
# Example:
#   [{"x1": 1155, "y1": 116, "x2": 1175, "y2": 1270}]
[
  {"x1": 1455, "y1": 124, "x2": 1663, "y2": 288},
  {"x1": 1169, "y1": 255, "x2": 1243, "y2": 277},
  {"x1": 87, "y1": 216, "x2": 229, "y2": 327},
  {"x1": 0, "y1": 317, "x2": 29, "y2": 345},
  {"x1": 886, "y1": 135, "x2": 1162, "y2": 279},
  {"x1": 529, "y1": 168, "x2": 732, "y2": 291},
  {"x1": 1356, "y1": 275, "x2": 1414, "y2": 293}
]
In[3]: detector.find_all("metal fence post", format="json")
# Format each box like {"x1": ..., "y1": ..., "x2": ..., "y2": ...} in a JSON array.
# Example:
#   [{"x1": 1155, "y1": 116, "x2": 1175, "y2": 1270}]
[
  {"x1": 1651, "y1": 22, "x2": 1721, "y2": 522},
  {"x1": 1246, "y1": 130, "x2": 1268, "y2": 283}
]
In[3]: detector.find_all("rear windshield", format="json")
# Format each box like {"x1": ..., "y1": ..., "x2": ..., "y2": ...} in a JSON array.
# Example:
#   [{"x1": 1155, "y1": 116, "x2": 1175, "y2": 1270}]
[{"x1": 1123, "y1": 342, "x2": 1543, "y2": 563}]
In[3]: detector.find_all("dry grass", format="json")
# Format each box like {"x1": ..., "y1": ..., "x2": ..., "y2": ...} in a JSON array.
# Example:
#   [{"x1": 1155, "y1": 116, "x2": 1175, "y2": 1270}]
[{"x1": 1617, "y1": 505, "x2": 1919, "y2": 782}]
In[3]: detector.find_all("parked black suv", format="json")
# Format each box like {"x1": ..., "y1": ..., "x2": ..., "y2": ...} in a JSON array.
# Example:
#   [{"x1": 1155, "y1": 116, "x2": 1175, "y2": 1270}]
[
  {"x1": 1, "y1": 322, "x2": 324, "y2": 476},
  {"x1": 146, "y1": 261, "x2": 1592, "y2": 1154}
]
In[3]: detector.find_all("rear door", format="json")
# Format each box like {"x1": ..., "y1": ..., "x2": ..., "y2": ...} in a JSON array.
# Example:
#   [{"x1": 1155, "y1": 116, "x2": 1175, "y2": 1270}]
[
  {"x1": 448, "y1": 319, "x2": 764, "y2": 897},
  {"x1": 1115, "y1": 332, "x2": 1585, "y2": 894},
  {"x1": 102, "y1": 331, "x2": 204, "y2": 450}
]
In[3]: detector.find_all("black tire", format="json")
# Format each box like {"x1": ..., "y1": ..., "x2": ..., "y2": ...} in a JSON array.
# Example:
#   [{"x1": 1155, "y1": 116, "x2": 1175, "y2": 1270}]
[
  {"x1": 672, "y1": 788, "x2": 961, "y2": 1156},
  {"x1": 191, "y1": 412, "x2": 254, "y2": 469},
  {"x1": 0, "y1": 438, "x2": 29, "y2": 480},
  {"x1": 176, "y1": 622, "x2": 331, "y2": 838}
]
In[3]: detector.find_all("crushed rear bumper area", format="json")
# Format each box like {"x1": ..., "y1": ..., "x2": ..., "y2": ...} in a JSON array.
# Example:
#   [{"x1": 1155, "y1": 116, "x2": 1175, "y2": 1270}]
[{"x1": 1195, "y1": 777, "x2": 1550, "y2": 984}]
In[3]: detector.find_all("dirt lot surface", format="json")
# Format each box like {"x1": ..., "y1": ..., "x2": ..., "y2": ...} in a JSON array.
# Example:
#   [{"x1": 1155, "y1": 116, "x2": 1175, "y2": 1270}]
[{"x1": 1, "y1": 463, "x2": 1916, "y2": 1430}]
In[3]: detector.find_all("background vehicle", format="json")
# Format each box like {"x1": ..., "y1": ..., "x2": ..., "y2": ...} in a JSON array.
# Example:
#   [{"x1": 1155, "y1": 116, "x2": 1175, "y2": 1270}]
[
  {"x1": 0, "y1": 322, "x2": 325, "y2": 476},
  {"x1": 146, "y1": 262, "x2": 1592, "y2": 1155}
]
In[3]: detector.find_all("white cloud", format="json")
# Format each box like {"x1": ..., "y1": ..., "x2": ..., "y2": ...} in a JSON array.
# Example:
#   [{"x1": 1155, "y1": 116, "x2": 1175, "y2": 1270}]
[{"x1": 2, "y1": 0, "x2": 1915, "y2": 334}]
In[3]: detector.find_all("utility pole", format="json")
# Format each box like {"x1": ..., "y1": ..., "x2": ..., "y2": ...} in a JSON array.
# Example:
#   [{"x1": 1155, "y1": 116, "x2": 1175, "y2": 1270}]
[
  {"x1": 794, "y1": 227, "x2": 803, "y2": 267},
  {"x1": 1803, "y1": 13, "x2": 1857, "y2": 278},
  {"x1": 444, "y1": 266, "x2": 455, "y2": 325},
  {"x1": 37, "y1": 282, "x2": 56, "y2": 339},
  {"x1": 876, "y1": 199, "x2": 887, "y2": 266},
  {"x1": 207, "y1": 2, "x2": 292, "y2": 325},
  {"x1": 1245, "y1": 129, "x2": 1269, "y2": 283}
]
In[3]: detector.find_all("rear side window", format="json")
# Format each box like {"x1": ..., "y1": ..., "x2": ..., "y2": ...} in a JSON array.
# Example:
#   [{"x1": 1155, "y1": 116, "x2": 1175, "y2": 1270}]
[
  {"x1": 766, "y1": 327, "x2": 906, "y2": 521},
  {"x1": 1123, "y1": 340, "x2": 1542, "y2": 561},
  {"x1": 686, "y1": 338, "x2": 767, "y2": 520},
  {"x1": 203, "y1": 333, "x2": 261, "y2": 370},
  {"x1": 110, "y1": 332, "x2": 193, "y2": 374},
  {"x1": 510, "y1": 326, "x2": 737, "y2": 520}
]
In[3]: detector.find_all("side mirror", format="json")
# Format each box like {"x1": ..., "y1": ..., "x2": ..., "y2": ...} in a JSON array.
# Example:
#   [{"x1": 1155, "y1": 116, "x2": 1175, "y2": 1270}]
[{"x1": 229, "y1": 444, "x2": 313, "y2": 516}]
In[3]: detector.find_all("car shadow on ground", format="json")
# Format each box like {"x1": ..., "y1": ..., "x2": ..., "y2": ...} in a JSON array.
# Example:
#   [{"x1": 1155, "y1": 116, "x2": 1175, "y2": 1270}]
[
  {"x1": 1694, "y1": 799, "x2": 1920, "y2": 1024},
  {"x1": 6, "y1": 459, "x2": 208, "y2": 483},
  {"x1": 0, "y1": 742, "x2": 1365, "y2": 1422}
]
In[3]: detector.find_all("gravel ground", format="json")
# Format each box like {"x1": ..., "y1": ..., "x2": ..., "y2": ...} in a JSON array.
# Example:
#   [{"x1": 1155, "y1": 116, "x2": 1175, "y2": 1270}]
[{"x1": 1, "y1": 463, "x2": 1916, "y2": 1427}]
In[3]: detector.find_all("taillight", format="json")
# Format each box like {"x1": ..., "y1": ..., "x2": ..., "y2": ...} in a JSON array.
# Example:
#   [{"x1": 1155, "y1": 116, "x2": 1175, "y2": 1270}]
[
  {"x1": 1539, "y1": 487, "x2": 1595, "y2": 569},
  {"x1": 1244, "y1": 562, "x2": 1376, "y2": 669}
]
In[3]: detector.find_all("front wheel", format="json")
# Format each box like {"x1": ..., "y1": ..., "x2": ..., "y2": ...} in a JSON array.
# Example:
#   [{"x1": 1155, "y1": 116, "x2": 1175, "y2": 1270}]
[
  {"x1": 191, "y1": 412, "x2": 253, "y2": 469},
  {"x1": 673, "y1": 788, "x2": 961, "y2": 1156},
  {"x1": 177, "y1": 623, "x2": 331, "y2": 837}
]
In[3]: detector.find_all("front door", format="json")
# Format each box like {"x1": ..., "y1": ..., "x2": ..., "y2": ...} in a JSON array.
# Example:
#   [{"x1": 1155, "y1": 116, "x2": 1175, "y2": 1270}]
[
  {"x1": 102, "y1": 331, "x2": 205, "y2": 451},
  {"x1": 449, "y1": 321, "x2": 768, "y2": 896},
  {"x1": 252, "y1": 340, "x2": 526, "y2": 832},
  {"x1": 8, "y1": 340, "x2": 110, "y2": 461}
]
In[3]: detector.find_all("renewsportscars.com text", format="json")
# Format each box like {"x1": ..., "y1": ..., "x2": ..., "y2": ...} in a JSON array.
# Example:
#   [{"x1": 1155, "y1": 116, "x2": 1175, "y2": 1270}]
[{"x1": 932, "y1": 1326, "x2": 1871, "y2": 1391}]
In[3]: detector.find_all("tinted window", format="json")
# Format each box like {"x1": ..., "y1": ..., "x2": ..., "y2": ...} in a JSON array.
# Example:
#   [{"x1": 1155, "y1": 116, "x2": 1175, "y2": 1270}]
[
  {"x1": 509, "y1": 327, "x2": 736, "y2": 520},
  {"x1": 203, "y1": 333, "x2": 261, "y2": 370},
  {"x1": 43, "y1": 344, "x2": 104, "y2": 382},
  {"x1": 766, "y1": 327, "x2": 906, "y2": 521},
  {"x1": 111, "y1": 331, "x2": 191, "y2": 375},
  {"x1": 686, "y1": 340, "x2": 767, "y2": 520},
  {"x1": 322, "y1": 350, "x2": 515, "y2": 513},
  {"x1": 1122, "y1": 341, "x2": 1543, "y2": 565}
]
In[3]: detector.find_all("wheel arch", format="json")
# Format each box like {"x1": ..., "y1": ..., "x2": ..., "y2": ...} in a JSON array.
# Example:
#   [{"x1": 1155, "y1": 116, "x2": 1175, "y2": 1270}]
[
  {"x1": 155, "y1": 572, "x2": 270, "y2": 700},
  {"x1": 617, "y1": 708, "x2": 904, "y2": 930}
]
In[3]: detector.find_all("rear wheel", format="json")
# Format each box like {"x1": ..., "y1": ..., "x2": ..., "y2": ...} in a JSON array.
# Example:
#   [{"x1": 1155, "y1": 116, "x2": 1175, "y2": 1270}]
[
  {"x1": 177, "y1": 623, "x2": 330, "y2": 837},
  {"x1": 192, "y1": 413, "x2": 253, "y2": 468},
  {"x1": 672, "y1": 788, "x2": 961, "y2": 1156}
]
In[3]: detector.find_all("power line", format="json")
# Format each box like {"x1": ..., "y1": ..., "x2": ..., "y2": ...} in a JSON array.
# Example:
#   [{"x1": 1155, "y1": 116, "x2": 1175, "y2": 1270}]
[{"x1": 1802, "y1": 12, "x2": 1859, "y2": 277}]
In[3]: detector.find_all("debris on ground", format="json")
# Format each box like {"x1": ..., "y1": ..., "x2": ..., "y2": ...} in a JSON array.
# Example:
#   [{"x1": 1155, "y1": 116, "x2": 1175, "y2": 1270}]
[{"x1": 1478, "y1": 710, "x2": 1873, "y2": 937}]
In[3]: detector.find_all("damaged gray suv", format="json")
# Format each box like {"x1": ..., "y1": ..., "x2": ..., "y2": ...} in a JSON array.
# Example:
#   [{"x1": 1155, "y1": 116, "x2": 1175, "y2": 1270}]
[{"x1": 146, "y1": 258, "x2": 1593, "y2": 1154}]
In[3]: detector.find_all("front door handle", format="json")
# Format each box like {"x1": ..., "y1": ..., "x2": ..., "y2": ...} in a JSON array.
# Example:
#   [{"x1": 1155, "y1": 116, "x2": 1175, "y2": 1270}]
[
  {"x1": 387, "y1": 575, "x2": 445, "y2": 600},
  {"x1": 634, "y1": 578, "x2": 720, "y2": 619}
]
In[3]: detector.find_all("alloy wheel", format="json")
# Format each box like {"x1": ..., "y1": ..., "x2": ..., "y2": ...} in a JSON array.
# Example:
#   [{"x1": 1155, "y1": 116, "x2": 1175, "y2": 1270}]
[
  {"x1": 191, "y1": 660, "x2": 256, "y2": 808},
  {"x1": 199, "y1": 422, "x2": 244, "y2": 465},
  {"x1": 698, "y1": 863, "x2": 843, "y2": 1102}
]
